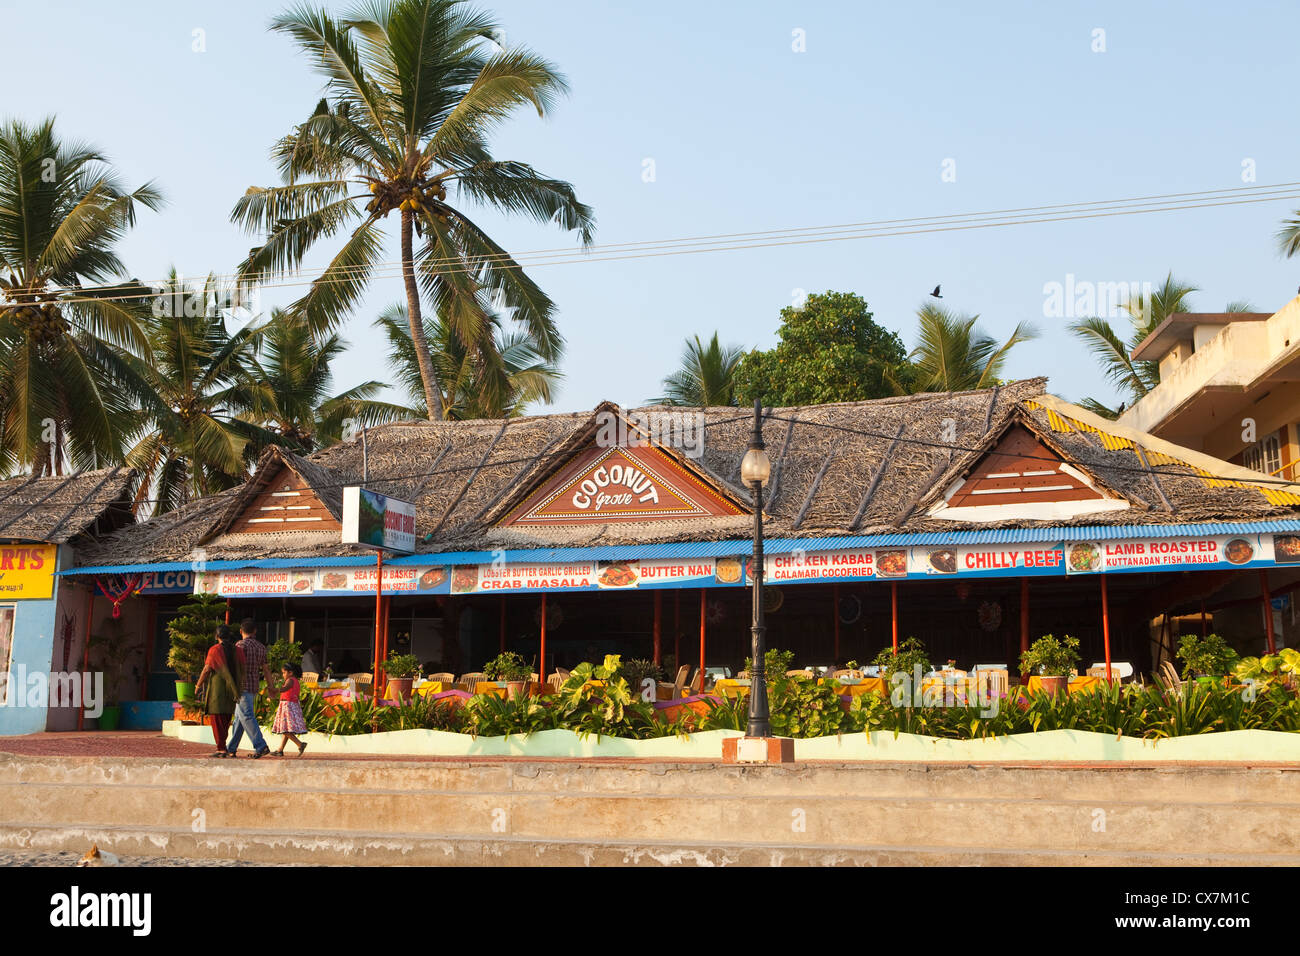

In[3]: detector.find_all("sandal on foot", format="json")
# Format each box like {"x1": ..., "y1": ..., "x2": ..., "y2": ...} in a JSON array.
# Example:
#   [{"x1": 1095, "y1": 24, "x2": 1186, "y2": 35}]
[{"x1": 297, "y1": 741, "x2": 308, "y2": 756}]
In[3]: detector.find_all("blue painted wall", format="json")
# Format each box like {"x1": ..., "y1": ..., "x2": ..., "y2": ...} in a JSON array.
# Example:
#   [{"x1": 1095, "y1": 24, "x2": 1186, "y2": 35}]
[{"x1": 0, "y1": 544, "x2": 61, "y2": 736}]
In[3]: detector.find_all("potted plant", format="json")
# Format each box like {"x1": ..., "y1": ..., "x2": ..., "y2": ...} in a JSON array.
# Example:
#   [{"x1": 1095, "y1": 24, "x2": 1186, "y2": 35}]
[
  {"x1": 619, "y1": 658, "x2": 664, "y2": 699},
  {"x1": 484, "y1": 651, "x2": 533, "y2": 698},
  {"x1": 87, "y1": 618, "x2": 143, "y2": 731},
  {"x1": 741, "y1": 647, "x2": 796, "y2": 681},
  {"x1": 1177, "y1": 633, "x2": 1238, "y2": 686},
  {"x1": 165, "y1": 594, "x2": 225, "y2": 702},
  {"x1": 383, "y1": 652, "x2": 421, "y2": 703},
  {"x1": 872, "y1": 637, "x2": 931, "y2": 683},
  {"x1": 1019, "y1": 634, "x2": 1080, "y2": 695}
]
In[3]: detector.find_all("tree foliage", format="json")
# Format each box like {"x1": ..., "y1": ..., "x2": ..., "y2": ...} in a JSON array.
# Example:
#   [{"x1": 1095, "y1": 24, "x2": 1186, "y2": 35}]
[{"x1": 734, "y1": 291, "x2": 912, "y2": 406}]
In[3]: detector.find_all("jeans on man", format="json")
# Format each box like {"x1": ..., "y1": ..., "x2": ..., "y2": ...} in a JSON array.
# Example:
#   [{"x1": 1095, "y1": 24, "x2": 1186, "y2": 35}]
[{"x1": 227, "y1": 692, "x2": 268, "y2": 754}]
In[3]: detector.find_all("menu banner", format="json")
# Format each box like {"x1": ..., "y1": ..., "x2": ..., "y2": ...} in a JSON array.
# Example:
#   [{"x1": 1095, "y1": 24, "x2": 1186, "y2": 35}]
[
  {"x1": 762, "y1": 549, "x2": 878, "y2": 583},
  {"x1": 1063, "y1": 534, "x2": 1274, "y2": 574},
  {"x1": 909, "y1": 544, "x2": 1065, "y2": 578},
  {"x1": 178, "y1": 531, "x2": 1295, "y2": 597}
]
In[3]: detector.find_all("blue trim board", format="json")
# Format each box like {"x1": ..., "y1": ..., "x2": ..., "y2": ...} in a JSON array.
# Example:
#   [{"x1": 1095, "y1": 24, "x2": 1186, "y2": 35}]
[{"x1": 56, "y1": 519, "x2": 1300, "y2": 577}]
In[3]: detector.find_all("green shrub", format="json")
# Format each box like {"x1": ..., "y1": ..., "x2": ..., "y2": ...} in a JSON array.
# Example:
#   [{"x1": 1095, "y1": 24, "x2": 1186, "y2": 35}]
[
  {"x1": 165, "y1": 594, "x2": 225, "y2": 683},
  {"x1": 1019, "y1": 634, "x2": 1080, "y2": 678},
  {"x1": 1177, "y1": 633, "x2": 1239, "y2": 678},
  {"x1": 482, "y1": 651, "x2": 531, "y2": 681},
  {"x1": 872, "y1": 637, "x2": 930, "y2": 682}
]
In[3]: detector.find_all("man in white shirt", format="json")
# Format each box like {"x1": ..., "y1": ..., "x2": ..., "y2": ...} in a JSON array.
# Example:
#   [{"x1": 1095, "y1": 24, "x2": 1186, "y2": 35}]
[{"x1": 301, "y1": 639, "x2": 326, "y2": 677}]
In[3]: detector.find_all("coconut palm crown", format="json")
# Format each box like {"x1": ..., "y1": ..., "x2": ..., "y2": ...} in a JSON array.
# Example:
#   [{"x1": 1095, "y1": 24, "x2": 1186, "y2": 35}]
[
  {"x1": 0, "y1": 117, "x2": 163, "y2": 474},
  {"x1": 231, "y1": 0, "x2": 594, "y2": 421}
]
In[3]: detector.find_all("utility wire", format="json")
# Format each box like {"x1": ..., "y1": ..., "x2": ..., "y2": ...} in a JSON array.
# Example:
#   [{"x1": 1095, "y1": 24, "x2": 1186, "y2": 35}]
[{"x1": 8, "y1": 182, "x2": 1300, "y2": 308}]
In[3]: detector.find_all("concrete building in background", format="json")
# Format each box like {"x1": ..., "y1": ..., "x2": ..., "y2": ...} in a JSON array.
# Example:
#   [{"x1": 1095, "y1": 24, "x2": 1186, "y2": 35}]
[
  {"x1": 1120, "y1": 297, "x2": 1300, "y2": 478},
  {"x1": 0, "y1": 469, "x2": 136, "y2": 735},
  {"x1": 1121, "y1": 297, "x2": 1300, "y2": 648}
]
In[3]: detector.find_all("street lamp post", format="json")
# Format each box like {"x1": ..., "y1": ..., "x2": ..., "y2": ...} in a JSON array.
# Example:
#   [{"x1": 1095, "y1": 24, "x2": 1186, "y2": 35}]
[{"x1": 741, "y1": 397, "x2": 772, "y2": 738}]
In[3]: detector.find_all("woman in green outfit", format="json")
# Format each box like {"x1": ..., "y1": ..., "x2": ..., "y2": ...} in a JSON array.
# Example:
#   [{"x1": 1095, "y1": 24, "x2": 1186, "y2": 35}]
[{"x1": 194, "y1": 625, "x2": 246, "y2": 757}]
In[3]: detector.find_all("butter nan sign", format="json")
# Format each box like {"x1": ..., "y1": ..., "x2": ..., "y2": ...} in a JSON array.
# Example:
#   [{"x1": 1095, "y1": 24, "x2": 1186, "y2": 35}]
[{"x1": 502, "y1": 445, "x2": 742, "y2": 526}]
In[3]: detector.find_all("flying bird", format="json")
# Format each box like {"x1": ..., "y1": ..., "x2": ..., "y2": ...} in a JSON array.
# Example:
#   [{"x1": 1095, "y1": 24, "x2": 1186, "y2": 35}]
[{"x1": 930, "y1": 285, "x2": 942, "y2": 299}]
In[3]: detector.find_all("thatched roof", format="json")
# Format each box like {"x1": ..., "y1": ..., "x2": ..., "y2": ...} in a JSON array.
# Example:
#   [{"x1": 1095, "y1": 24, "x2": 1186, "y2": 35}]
[
  {"x1": 72, "y1": 379, "x2": 1300, "y2": 567},
  {"x1": 0, "y1": 467, "x2": 136, "y2": 544}
]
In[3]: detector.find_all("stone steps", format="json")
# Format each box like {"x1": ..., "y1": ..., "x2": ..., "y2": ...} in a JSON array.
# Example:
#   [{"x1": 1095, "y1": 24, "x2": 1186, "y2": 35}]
[{"x1": 2, "y1": 755, "x2": 1297, "y2": 866}]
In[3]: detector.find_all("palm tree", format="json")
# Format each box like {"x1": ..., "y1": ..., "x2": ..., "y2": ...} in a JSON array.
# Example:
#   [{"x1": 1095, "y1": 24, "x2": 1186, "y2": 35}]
[
  {"x1": 0, "y1": 118, "x2": 163, "y2": 474},
  {"x1": 231, "y1": 0, "x2": 594, "y2": 421},
  {"x1": 252, "y1": 308, "x2": 411, "y2": 450},
  {"x1": 1067, "y1": 273, "x2": 1253, "y2": 418},
  {"x1": 653, "y1": 333, "x2": 744, "y2": 406},
  {"x1": 1277, "y1": 213, "x2": 1300, "y2": 260},
  {"x1": 122, "y1": 273, "x2": 279, "y2": 515},
  {"x1": 374, "y1": 301, "x2": 560, "y2": 419},
  {"x1": 908, "y1": 303, "x2": 1039, "y2": 393}
]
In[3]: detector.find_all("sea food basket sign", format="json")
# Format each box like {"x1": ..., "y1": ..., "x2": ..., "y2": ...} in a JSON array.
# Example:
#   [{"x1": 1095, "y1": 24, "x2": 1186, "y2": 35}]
[{"x1": 342, "y1": 487, "x2": 416, "y2": 553}]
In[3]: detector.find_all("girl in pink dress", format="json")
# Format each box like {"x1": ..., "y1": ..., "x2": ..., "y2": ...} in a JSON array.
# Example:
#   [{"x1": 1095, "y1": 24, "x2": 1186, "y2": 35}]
[{"x1": 272, "y1": 664, "x2": 308, "y2": 756}]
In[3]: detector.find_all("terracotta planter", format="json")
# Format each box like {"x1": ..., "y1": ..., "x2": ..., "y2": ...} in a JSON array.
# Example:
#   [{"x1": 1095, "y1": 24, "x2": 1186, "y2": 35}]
[
  {"x1": 506, "y1": 680, "x2": 528, "y2": 699},
  {"x1": 387, "y1": 678, "x2": 414, "y2": 704},
  {"x1": 1039, "y1": 675, "x2": 1069, "y2": 696}
]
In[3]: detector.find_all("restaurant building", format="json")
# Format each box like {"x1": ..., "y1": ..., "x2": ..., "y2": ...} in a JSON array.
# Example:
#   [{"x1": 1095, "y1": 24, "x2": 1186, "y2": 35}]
[{"x1": 57, "y1": 378, "x2": 1300, "y2": 703}]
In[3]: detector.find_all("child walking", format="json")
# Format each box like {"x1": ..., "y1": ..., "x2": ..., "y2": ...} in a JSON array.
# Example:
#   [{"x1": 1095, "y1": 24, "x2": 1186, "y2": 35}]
[{"x1": 272, "y1": 663, "x2": 308, "y2": 756}]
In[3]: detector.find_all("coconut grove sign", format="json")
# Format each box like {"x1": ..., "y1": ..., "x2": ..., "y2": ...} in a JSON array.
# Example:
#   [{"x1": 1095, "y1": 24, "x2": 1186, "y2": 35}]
[
  {"x1": 342, "y1": 487, "x2": 416, "y2": 553},
  {"x1": 501, "y1": 445, "x2": 743, "y2": 526}
]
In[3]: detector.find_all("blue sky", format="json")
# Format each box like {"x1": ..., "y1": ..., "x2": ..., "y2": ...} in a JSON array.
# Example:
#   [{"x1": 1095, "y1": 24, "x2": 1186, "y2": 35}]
[{"x1": 5, "y1": 0, "x2": 1298, "y2": 413}]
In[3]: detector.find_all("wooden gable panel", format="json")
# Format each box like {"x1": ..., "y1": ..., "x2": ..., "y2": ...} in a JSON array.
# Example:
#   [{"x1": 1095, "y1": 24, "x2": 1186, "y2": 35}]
[
  {"x1": 501, "y1": 443, "x2": 743, "y2": 527},
  {"x1": 946, "y1": 426, "x2": 1106, "y2": 508},
  {"x1": 227, "y1": 465, "x2": 342, "y2": 534}
]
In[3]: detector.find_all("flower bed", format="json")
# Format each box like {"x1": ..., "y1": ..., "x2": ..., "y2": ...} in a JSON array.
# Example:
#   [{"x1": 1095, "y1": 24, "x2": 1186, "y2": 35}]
[{"x1": 247, "y1": 659, "x2": 1300, "y2": 743}]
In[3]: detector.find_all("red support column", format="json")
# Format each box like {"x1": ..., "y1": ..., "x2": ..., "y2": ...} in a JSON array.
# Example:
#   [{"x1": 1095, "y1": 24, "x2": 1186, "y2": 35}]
[
  {"x1": 539, "y1": 594, "x2": 548, "y2": 680},
  {"x1": 673, "y1": 592, "x2": 681, "y2": 670},
  {"x1": 1101, "y1": 574, "x2": 1113, "y2": 682},
  {"x1": 224, "y1": 598, "x2": 231, "y2": 625},
  {"x1": 833, "y1": 583, "x2": 841, "y2": 662},
  {"x1": 1020, "y1": 578, "x2": 1030, "y2": 655},
  {"x1": 1261, "y1": 570, "x2": 1277, "y2": 654},
  {"x1": 374, "y1": 551, "x2": 385, "y2": 691},
  {"x1": 652, "y1": 592, "x2": 662, "y2": 666},
  {"x1": 699, "y1": 588, "x2": 707, "y2": 690},
  {"x1": 78, "y1": 590, "x2": 94, "y2": 731},
  {"x1": 890, "y1": 582, "x2": 898, "y2": 653}
]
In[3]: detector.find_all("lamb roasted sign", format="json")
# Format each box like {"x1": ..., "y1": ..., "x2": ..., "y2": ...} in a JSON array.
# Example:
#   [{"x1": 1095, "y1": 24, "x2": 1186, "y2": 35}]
[{"x1": 341, "y1": 487, "x2": 416, "y2": 553}]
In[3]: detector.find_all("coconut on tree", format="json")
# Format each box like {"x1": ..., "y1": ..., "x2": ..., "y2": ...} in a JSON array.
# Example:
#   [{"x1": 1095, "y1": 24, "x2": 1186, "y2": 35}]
[
  {"x1": 0, "y1": 117, "x2": 164, "y2": 475},
  {"x1": 230, "y1": 0, "x2": 594, "y2": 421}
]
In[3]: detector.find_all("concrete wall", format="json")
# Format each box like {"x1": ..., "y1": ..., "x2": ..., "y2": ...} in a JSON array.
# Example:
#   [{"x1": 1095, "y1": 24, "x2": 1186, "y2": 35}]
[{"x1": 0, "y1": 545, "x2": 64, "y2": 735}]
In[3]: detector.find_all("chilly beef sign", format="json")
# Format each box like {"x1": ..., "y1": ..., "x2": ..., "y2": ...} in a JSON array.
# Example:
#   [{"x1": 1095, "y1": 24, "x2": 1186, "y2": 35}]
[{"x1": 341, "y1": 487, "x2": 416, "y2": 553}]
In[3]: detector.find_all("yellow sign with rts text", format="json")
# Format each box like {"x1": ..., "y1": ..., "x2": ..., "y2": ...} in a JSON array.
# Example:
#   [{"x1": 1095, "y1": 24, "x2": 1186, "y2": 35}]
[{"x1": 0, "y1": 544, "x2": 56, "y2": 599}]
